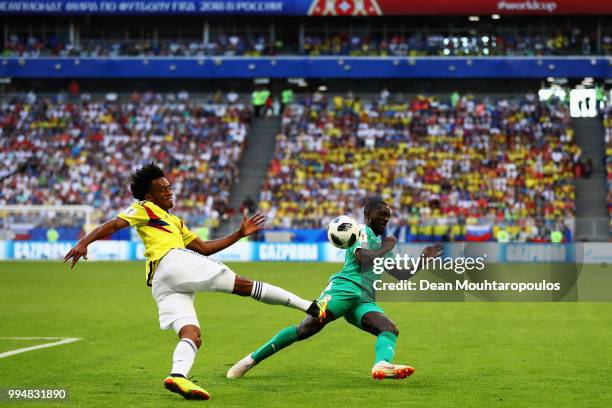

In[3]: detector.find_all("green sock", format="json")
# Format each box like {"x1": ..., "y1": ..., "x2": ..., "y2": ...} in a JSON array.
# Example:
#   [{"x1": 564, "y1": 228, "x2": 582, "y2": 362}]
[
  {"x1": 374, "y1": 331, "x2": 397, "y2": 364},
  {"x1": 251, "y1": 326, "x2": 298, "y2": 363}
]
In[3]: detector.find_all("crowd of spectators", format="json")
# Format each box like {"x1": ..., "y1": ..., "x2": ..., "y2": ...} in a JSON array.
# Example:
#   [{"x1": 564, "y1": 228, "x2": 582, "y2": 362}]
[
  {"x1": 605, "y1": 105, "x2": 612, "y2": 229},
  {"x1": 0, "y1": 91, "x2": 251, "y2": 233},
  {"x1": 304, "y1": 29, "x2": 607, "y2": 56},
  {"x1": 259, "y1": 91, "x2": 578, "y2": 242},
  {"x1": 3, "y1": 27, "x2": 611, "y2": 58},
  {"x1": 2, "y1": 34, "x2": 282, "y2": 58},
  {"x1": 0, "y1": 86, "x2": 592, "y2": 242}
]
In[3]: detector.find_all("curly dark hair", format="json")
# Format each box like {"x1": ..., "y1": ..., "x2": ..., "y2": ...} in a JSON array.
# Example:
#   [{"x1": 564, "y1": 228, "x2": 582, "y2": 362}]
[
  {"x1": 364, "y1": 197, "x2": 390, "y2": 215},
  {"x1": 130, "y1": 162, "x2": 165, "y2": 200}
]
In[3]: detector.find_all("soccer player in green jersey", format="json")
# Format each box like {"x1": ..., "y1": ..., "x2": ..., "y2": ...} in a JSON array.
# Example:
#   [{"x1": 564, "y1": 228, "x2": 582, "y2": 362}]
[{"x1": 227, "y1": 198, "x2": 443, "y2": 380}]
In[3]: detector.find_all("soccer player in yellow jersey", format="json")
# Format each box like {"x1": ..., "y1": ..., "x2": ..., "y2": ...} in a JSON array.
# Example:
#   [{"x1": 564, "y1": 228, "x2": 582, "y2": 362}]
[{"x1": 64, "y1": 163, "x2": 323, "y2": 401}]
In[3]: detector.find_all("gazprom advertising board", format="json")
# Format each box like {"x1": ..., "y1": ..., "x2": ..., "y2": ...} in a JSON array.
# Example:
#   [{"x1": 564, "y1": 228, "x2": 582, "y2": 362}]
[{"x1": 2, "y1": 241, "x2": 612, "y2": 264}]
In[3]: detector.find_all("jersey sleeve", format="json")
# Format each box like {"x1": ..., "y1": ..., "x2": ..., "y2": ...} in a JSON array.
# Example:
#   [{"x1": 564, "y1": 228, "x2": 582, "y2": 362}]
[
  {"x1": 117, "y1": 203, "x2": 148, "y2": 227},
  {"x1": 179, "y1": 219, "x2": 198, "y2": 245},
  {"x1": 349, "y1": 240, "x2": 361, "y2": 255}
]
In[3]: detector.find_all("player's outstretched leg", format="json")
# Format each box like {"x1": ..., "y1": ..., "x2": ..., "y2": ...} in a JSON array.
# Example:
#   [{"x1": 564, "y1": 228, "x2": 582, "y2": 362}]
[
  {"x1": 227, "y1": 306, "x2": 334, "y2": 379},
  {"x1": 168, "y1": 250, "x2": 323, "y2": 317},
  {"x1": 163, "y1": 324, "x2": 210, "y2": 400},
  {"x1": 361, "y1": 312, "x2": 415, "y2": 381},
  {"x1": 228, "y1": 274, "x2": 324, "y2": 318}
]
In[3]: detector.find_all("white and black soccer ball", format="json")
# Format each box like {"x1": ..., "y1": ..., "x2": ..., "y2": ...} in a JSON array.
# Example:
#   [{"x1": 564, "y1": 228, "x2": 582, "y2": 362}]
[{"x1": 327, "y1": 215, "x2": 360, "y2": 249}]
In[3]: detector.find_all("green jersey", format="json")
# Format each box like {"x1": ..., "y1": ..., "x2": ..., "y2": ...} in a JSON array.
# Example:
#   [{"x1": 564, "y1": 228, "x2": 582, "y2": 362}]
[{"x1": 329, "y1": 225, "x2": 387, "y2": 298}]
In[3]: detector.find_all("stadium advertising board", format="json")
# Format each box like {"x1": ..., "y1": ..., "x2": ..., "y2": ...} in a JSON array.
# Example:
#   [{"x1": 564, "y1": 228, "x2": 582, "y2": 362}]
[
  {"x1": 0, "y1": 0, "x2": 609, "y2": 15},
  {"x1": 8, "y1": 241, "x2": 131, "y2": 260},
  {"x1": 12, "y1": 241, "x2": 74, "y2": 260},
  {"x1": 503, "y1": 243, "x2": 569, "y2": 262},
  {"x1": 3, "y1": 241, "x2": 612, "y2": 264},
  {"x1": 257, "y1": 243, "x2": 320, "y2": 262}
]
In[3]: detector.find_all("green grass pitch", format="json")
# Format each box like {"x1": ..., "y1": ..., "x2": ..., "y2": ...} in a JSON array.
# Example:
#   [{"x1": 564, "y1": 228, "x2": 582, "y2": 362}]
[{"x1": 1, "y1": 261, "x2": 611, "y2": 407}]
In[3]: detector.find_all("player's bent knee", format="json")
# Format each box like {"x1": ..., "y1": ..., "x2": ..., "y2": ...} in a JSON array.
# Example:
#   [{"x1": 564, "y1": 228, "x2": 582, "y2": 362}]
[
  {"x1": 296, "y1": 325, "x2": 314, "y2": 340},
  {"x1": 296, "y1": 317, "x2": 324, "y2": 340},
  {"x1": 192, "y1": 327, "x2": 202, "y2": 348},
  {"x1": 382, "y1": 325, "x2": 399, "y2": 337},
  {"x1": 178, "y1": 324, "x2": 202, "y2": 348},
  {"x1": 362, "y1": 312, "x2": 399, "y2": 337}
]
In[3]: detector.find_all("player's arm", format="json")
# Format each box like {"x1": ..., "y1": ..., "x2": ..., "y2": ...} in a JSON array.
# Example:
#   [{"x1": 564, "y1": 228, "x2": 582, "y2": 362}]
[
  {"x1": 186, "y1": 212, "x2": 265, "y2": 256},
  {"x1": 64, "y1": 217, "x2": 129, "y2": 268},
  {"x1": 355, "y1": 236, "x2": 397, "y2": 268},
  {"x1": 386, "y1": 243, "x2": 443, "y2": 281}
]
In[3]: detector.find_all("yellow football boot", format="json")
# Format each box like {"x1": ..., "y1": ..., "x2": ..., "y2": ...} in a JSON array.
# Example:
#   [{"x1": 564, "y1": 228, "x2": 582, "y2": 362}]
[{"x1": 163, "y1": 376, "x2": 210, "y2": 400}]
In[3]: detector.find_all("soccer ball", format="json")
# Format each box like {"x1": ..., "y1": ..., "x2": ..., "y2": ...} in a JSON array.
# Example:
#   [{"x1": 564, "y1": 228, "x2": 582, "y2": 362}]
[{"x1": 327, "y1": 215, "x2": 360, "y2": 249}]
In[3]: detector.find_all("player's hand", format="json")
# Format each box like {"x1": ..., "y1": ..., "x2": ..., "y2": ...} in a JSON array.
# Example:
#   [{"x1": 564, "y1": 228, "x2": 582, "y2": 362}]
[
  {"x1": 381, "y1": 236, "x2": 397, "y2": 251},
  {"x1": 64, "y1": 241, "x2": 88, "y2": 269},
  {"x1": 239, "y1": 211, "x2": 266, "y2": 237},
  {"x1": 422, "y1": 243, "x2": 443, "y2": 259}
]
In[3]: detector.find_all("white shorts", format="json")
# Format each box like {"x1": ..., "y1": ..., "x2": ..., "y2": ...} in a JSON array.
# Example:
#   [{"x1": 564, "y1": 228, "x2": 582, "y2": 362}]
[{"x1": 151, "y1": 248, "x2": 236, "y2": 332}]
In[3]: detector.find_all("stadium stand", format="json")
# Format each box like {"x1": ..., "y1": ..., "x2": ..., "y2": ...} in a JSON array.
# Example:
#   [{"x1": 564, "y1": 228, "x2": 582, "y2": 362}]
[
  {"x1": 3, "y1": 26, "x2": 609, "y2": 57},
  {"x1": 0, "y1": 92, "x2": 251, "y2": 239},
  {"x1": 1, "y1": 7, "x2": 610, "y2": 243},
  {"x1": 258, "y1": 91, "x2": 579, "y2": 242},
  {"x1": 605, "y1": 105, "x2": 612, "y2": 230},
  {"x1": 2, "y1": 34, "x2": 280, "y2": 57},
  {"x1": 303, "y1": 29, "x2": 602, "y2": 56}
]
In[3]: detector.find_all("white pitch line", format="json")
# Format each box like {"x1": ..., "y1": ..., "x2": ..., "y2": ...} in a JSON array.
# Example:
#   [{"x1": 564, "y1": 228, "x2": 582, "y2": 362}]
[
  {"x1": 0, "y1": 337, "x2": 66, "y2": 340},
  {"x1": 0, "y1": 337, "x2": 81, "y2": 359}
]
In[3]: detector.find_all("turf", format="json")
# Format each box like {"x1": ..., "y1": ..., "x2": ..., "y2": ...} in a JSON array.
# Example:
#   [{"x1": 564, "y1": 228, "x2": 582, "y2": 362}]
[{"x1": 0, "y1": 261, "x2": 611, "y2": 407}]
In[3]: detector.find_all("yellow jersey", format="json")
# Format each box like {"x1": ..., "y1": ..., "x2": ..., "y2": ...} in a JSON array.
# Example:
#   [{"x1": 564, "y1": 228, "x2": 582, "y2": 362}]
[{"x1": 117, "y1": 200, "x2": 198, "y2": 286}]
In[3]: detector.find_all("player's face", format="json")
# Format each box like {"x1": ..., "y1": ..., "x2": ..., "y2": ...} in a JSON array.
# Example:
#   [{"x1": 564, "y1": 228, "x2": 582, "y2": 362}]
[
  {"x1": 367, "y1": 205, "x2": 391, "y2": 236},
  {"x1": 147, "y1": 177, "x2": 174, "y2": 210}
]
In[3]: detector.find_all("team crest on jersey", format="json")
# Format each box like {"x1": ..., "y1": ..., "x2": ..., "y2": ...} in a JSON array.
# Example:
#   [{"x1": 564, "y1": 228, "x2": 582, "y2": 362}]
[
  {"x1": 308, "y1": 0, "x2": 382, "y2": 16},
  {"x1": 123, "y1": 206, "x2": 137, "y2": 216},
  {"x1": 358, "y1": 225, "x2": 368, "y2": 242}
]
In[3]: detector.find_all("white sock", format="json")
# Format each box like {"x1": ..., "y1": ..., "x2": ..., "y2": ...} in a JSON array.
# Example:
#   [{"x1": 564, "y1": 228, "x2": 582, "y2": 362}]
[
  {"x1": 250, "y1": 281, "x2": 311, "y2": 312},
  {"x1": 171, "y1": 338, "x2": 197, "y2": 377}
]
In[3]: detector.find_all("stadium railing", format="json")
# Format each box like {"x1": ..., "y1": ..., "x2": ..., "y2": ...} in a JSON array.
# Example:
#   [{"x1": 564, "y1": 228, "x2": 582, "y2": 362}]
[{"x1": 1, "y1": 56, "x2": 611, "y2": 79}]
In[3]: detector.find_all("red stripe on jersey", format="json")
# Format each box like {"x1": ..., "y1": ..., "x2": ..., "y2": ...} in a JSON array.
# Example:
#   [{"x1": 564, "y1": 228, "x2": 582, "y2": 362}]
[
  {"x1": 142, "y1": 204, "x2": 159, "y2": 219},
  {"x1": 142, "y1": 203, "x2": 172, "y2": 233}
]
